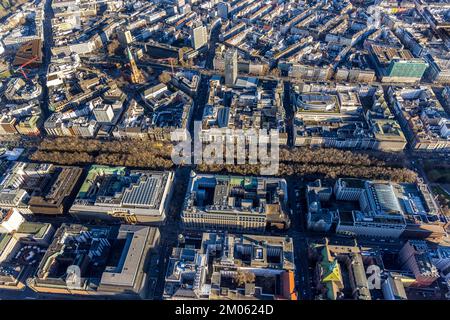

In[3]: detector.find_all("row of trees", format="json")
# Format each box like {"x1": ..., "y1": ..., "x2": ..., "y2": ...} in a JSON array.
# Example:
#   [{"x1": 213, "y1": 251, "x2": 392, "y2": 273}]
[
  {"x1": 196, "y1": 147, "x2": 415, "y2": 182},
  {"x1": 31, "y1": 137, "x2": 174, "y2": 169},
  {"x1": 279, "y1": 147, "x2": 408, "y2": 168},
  {"x1": 30, "y1": 151, "x2": 95, "y2": 165},
  {"x1": 38, "y1": 137, "x2": 173, "y2": 158},
  {"x1": 280, "y1": 148, "x2": 377, "y2": 166},
  {"x1": 96, "y1": 152, "x2": 173, "y2": 169},
  {"x1": 197, "y1": 163, "x2": 417, "y2": 183},
  {"x1": 32, "y1": 138, "x2": 417, "y2": 182},
  {"x1": 31, "y1": 149, "x2": 175, "y2": 169}
]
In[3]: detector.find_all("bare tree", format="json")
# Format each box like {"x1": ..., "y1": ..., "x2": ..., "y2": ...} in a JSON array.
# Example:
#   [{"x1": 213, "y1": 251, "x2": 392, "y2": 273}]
[{"x1": 158, "y1": 71, "x2": 172, "y2": 84}]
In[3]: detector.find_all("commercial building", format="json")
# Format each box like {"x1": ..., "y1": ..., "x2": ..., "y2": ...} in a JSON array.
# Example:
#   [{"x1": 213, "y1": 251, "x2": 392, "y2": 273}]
[
  {"x1": 97, "y1": 225, "x2": 160, "y2": 298},
  {"x1": 191, "y1": 25, "x2": 208, "y2": 50},
  {"x1": 29, "y1": 223, "x2": 160, "y2": 297},
  {"x1": 171, "y1": 71, "x2": 200, "y2": 97},
  {"x1": 369, "y1": 44, "x2": 428, "y2": 83},
  {"x1": 0, "y1": 209, "x2": 24, "y2": 233},
  {"x1": 291, "y1": 84, "x2": 407, "y2": 151},
  {"x1": 0, "y1": 78, "x2": 44, "y2": 138},
  {"x1": 182, "y1": 173, "x2": 290, "y2": 232},
  {"x1": 213, "y1": 44, "x2": 268, "y2": 76},
  {"x1": 306, "y1": 178, "x2": 447, "y2": 240},
  {"x1": 0, "y1": 162, "x2": 53, "y2": 215},
  {"x1": 27, "y1": 166, "x2": 83, "y2": 215},
  {"x1": 117, "y1": 28, "x2": 133, "y2": 47},
  {"x1": 381, "y1": 273, "x2": 408, "y2": 300},
  {"x1": 0, "y1": 218, "x2": 54, "y2": 289},
  {"x1": 0, "y1": 162, "x2": 83, "y2": 216},
  {"x1": 70, "y1": 166, "x2": 174, "y2": 224},
  {"x1": 0, "y1": 209, "x2": 54, "y2": 265},
  {"x1": 93, "y1": 104, "x2": 115, "y2": 124},
  {"x1": 201, "y1": 77, "x2": 288, "y2": 145},
  {"x1": 114, "y1": 87, "x2": 193, "y2": 141},
  {"x1": 308, "y1": 178, "x2": 411, "y2": 236},
  {"x1": 387, "y1": 86, "x2": 450, "y2": 152},
  {"x1": 306, "y1": 180, "x2": 337, "y2": 232},
  {"x1": 164, "y1": 232, "x2": 296, "y2": 300},
  {"x1": 430, "y1": 245, "x2": 450, "y2": 282},
  {"x1": 217, "y1": 2, "x2": 230, "y2": 19},
  {"x1": 12, "y1": 39, "x2": 43, "y2": 67},
  {"x1": 333, "y1": 178, "x2": 447, "y2": 239},
  {"x1": 399, "y1": 241, "x2": 440, "y2": 287},
  {"x1": 224, "y1": 49, "x2": 238, "y2": 86},
  {"x1": 336, "y1": 181, "x2": 406, "y2": 238}
]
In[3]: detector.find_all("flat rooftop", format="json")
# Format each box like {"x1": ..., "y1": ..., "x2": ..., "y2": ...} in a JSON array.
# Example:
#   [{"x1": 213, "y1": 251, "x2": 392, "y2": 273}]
[{"x1": 100, "y1": 225, "x2": 159, "y2": 288}]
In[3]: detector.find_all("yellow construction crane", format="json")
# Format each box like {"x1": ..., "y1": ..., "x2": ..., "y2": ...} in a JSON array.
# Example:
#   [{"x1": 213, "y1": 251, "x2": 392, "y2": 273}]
[{"x1": 156, "y1": 57, "x2": 177, "y2": 75}]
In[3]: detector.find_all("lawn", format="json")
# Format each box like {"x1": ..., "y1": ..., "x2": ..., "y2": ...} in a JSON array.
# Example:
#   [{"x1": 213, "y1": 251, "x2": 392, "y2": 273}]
[
  {"x1": 423, "y1": 161, "x2": 450, "y2": 184},
  {"x1": 431, "y1": 185, "x2": 450, "y2": 212}
]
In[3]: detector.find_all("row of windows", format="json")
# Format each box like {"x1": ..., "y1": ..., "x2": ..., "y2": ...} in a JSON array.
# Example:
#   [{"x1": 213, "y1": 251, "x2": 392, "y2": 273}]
[
  {"x1": 183, "y1": 213, "x2": 265, "y2": 222},
  {"x1": 183, "y1": 219, "x2": 265, "y2": 225}
]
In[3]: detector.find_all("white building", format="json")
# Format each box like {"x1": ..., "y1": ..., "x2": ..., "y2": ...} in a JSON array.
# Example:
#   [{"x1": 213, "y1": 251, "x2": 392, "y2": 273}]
[
  {"x1": 334, "y1": 178, "x2": 366, "y2": 201},
  {"x1": 191, "y1": 25, "x2": 208, "y2": 50},
  {"x1": 0, "y1": 209, "x2": 25, "y2": 233},
  {"x1": 224, "y1": 49, "x2": 237, "y2": 86},
  {"x1": 440, "y1": 118, "x2": 450, "y2": 138},
  {"x1": 70, "y1": 167, "x2": 175, "y2": 224},
  {"x1": 336, "y1": 181, "x2": 407, "y2": 238},
  {"x1": 93, "y1": 104, "x2": 114, "y2": 124},
  {"x1": 182, "y1": 173, "x2": 289, "y2": 232}
]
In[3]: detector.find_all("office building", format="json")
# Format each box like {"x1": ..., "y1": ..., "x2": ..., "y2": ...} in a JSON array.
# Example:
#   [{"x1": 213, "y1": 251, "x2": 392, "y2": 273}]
[
  {"x1": 97, "y1": 225, "x2": 160, "y2": 298},
  {"x1": 306, "y1": 180, "x2": 337, "y2": 232},
  {"x1": 337, "y1": 181, "x2": 407, "y2": 238},
  {"x1": 28, "y1": 166, "x2": 83, "y2": 215},
  {"x1": 0, "y1": 209, "x2": 24, "y2": 234},
  {"x1": 182, "y1": 172, "x2": 290, "y2": 232},
  {"x1": 217, "y1": 2, "x2": 230, "y2": 19},
  {"x1": 191, "y1": 25, "x2": 208, "y2": 50},
  {"x1": 70, "y1": 166, "x2": 174, "y2": 224},
  {"x1": 163, "y1": 232, "x2": 296, "y2": 300},
  {"x1": 387, "y1": 86, "x2": 450, "y2": 152},
  {"x1": 93, "y1": 104, "x2": 115, "y2": 124},
  {"x1": 29, "y1": 223, "x2": 159, "y2": 297},
  {"x1": 381, "y1": 273, "x2": 408, "y2": 300},
  {"x1": 224, "y1": 49, "x2": 238, "y2": 86},
  {"x1": 399, "y1": 241, "x2": 440, "y2": 287},
  {"x1": 369, "y1": 44, "x2": 428, "y2": 83},
  {"x1": 117, "y1": 28, "x2": 133, "y2": 47}
]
